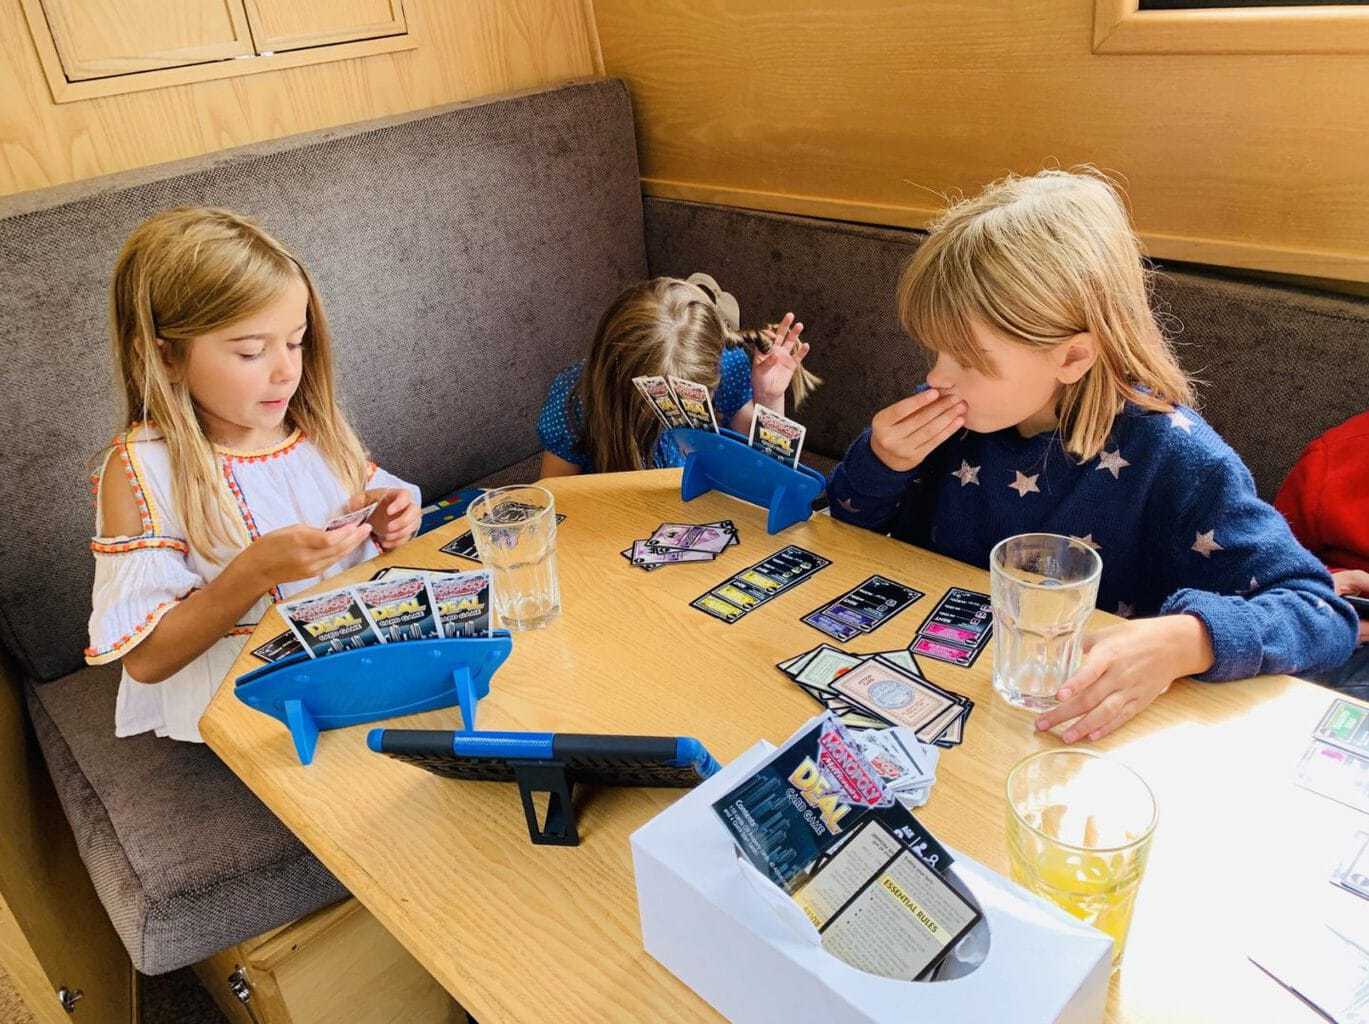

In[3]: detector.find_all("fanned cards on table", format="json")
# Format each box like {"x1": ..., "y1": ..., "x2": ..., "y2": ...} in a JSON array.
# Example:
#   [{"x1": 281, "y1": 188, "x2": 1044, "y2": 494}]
[
  {"x1": 250, "y1": 567, "x2": 493, "y2": 663},
  {"x1": 711, "y1": 713, "x2": 979, "y2": 982},
  {"x1": 692, "y1": 545, "x2": 830, "y2": 623},
  {"x1": 776, "y1": 644, "x2": 973, "y2": 750},
  {"x1": 621, "y1": 520, "x2": 740, "y2": 571}
]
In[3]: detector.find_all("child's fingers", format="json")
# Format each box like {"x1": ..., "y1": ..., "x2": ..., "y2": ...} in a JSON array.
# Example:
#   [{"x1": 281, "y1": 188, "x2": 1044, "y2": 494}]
[
  {"x1": 887, "y1": 398, "x2": 963, "y2": 446},
  {"x1": 1035, "y1": 655, "x2": 1111, "y2": 731},
  {"x1": 879, "y1": 388, "x2": 942, "y2": 425},
  {"x1": 1065, "y1": 690, "x2": 1138, "y2": 743}
]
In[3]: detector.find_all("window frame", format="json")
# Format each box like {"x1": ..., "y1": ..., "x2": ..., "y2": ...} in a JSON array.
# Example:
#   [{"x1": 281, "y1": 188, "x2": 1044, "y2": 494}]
[{"x1": 1093, "y1": 0, "x2": 1369, "y2": 53}]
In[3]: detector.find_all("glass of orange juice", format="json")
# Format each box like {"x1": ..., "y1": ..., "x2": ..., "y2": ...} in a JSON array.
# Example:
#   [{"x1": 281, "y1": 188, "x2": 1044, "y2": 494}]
[{"x1": 1005, "y1": 748, "x2": 1157, "y2": 969}]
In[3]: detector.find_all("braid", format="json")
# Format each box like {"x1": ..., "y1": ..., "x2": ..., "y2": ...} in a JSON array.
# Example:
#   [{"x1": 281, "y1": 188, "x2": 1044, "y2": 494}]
[{"x1": 724, "y1": 324, "x2": 824, "y2": 407}]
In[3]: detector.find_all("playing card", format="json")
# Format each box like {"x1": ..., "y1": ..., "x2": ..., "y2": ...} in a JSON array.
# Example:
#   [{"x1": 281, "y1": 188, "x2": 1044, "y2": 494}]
[
  {"x1": 279, "y1": 587, "x2": 384, "y2": 658},
  {"x1": 426, "y1": 569, "x2": 493, "y2": 638},
  {"x1": 648, "y1": 521, "x2": 737, "y2": 555},
  {"x1": 628, "y1": 539, "x2": 717, "y2": 568},
  {"x1": 806, "y1": 576, "x2": 925, "y2": 640},
  {"x1": 692, "y1": 592, "x2": 746, "y2": 623},
  {"x1": 440, "y1": 530, "x2": 480, "y2": 562},
  {"x1": 351, "y1": 576, "x2": 440, "y2": 643},
  {"x1": 802, "y1": 607, "x2": 863, "y2": 642},
  {"x1": 1314, "y1": 699, "x2": 1369, "y2": 758},
  {"x1": 794, "y1": 645, "x2": 865, "y2": 689},
  {"x1": 666, "y1": 376, "x2": 720, "y2": 432},
  {"x1": 633, "y1": 374, "x2": 691, "y2": 429},
  {"x1": 1294, "y1": 739, "x2": 1369, "y2": 815},
  {"x1": 369, "y1": 565, "x2": 431, "y2": 581},
  {"x1": 323, "y1": 500, "x2": 378, "y2": 532},
  {"x1": 1330, "y1": 830, "x2": 1369, "y2": 901},
  {"x1": 747, "y1": 404, "x2": 805, "y2": 468},
  {"x1": 691, "y1": 545, "x2": 830, "y2": 624},
  {"x1": 913, "y1": 587, "x2": 993, "y2": 667},
  {"x1": 832, "y1": 659, "x2": 962, "y2": 739},
  {"x1": 249, "y1": 629, "x2": 304, "y2": 664}
]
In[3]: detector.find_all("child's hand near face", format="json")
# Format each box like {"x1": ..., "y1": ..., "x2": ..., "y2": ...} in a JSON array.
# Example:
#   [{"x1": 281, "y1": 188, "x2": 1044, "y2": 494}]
[
  {"x1": 1333, "y1": 570, "x2": 1369, "y2": 643},
  {"x1": 1033, "y1": 614, "x2": 1215, "y2": 742},
  {"x1": 869, "y1": 388, "x2": 967, "y2": 472},
  {"x1": 349, "y1": 487, "x2": 420, "y2": 552},
  {"x1": 750, "y1": 313, "x2": 811, "y2": 407}
]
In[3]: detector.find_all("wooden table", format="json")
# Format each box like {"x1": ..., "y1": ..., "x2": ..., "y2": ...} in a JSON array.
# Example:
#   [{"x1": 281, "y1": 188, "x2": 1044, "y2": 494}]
[{"x1": 203, "y1": 469, "x2": 1365, "y2": 1024}]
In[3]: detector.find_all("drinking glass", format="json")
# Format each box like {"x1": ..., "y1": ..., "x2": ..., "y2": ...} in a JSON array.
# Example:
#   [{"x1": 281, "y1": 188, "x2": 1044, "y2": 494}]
[
  {"x1": 990, "y1": 533, "x2": 1102, "y2": 711},
  {"x1": 1005, "y1": 748, "x2": 1157, "y2": 968},
  {"x1": 468, "y1": 485, "x2": 561, "y2": 630}
]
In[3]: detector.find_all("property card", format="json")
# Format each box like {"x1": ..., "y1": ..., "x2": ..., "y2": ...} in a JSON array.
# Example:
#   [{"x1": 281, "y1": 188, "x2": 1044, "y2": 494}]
[
  {"x1": 323, "y1": 500, "x2": 378, "y2": 532},
  {"x1": 812, "y1": 576, "x2": 925, "y2": 636},
  {"x1": 1315, "y1": 699, "x2": 1369, "y2": 758},
  {"x1": 648, "y1": 520, "x2": 738, "y2": 554},
  {"x1": 351, "y1": 576, "x2": 440, "y2": 643},
  {"x1": 624, "y1": 540, "x2": 717, "y2": 568},
  {"x1": 1294, "y1": 739, "x2": 1369, "y2": 815},
  {"x1": 427, "y1": 569, "x2": 493, "y2": 638},
  {"x1": 279, "y1": 587, "x2": 384, "y2": 658},
  {"x1": 817, "y1": 844, "x2": 980, "y2": 981},
  {"x1": 691, "y1": 545, "x2": 830, "y2": 624},
  {"x1": 633, "y1": 374, "x2": 691, "y2": 429},
  {"x1": 439, "y1": 529, "x2": 480, "y2": 562},
  {"x1": 912, "y1": 586, "x2": 993, "y2": 667},
  {"x1": 249, "y1": 629, "x2": 304, "y2": 664},
  {"x1": 666, "y1": 376, "x2": 720, "y2": 432},
  {"x1": 748, "y1": 404, "x2": 806, "y2": 468}
]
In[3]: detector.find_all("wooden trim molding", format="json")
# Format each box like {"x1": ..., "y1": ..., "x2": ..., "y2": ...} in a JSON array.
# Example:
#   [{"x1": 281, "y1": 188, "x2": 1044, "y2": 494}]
[
  {"x1": 642, "y1": 177, "x2": 1369, "y2": 284},
  {"x1": 1093, "y1": 0, "x2": 1369, "y2": 54}
]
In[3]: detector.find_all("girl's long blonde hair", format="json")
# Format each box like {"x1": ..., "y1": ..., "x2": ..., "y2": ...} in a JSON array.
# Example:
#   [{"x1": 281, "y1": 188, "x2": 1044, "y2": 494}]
[
  {"x1": 898, "y1": 168, "x2": 1194, "y2": 460},
  {"x1": 108, "y1": 207, "x2": 368, "y2": 560},
  {"x1": 571, "y1": 276, "x2": 822, "y2": 473}
]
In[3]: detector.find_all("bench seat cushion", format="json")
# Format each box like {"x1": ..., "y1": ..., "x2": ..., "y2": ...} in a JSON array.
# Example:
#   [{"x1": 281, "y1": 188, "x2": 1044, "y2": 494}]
[{"x1": 27, "y1": 664, "x2": 347, "y2": 975}]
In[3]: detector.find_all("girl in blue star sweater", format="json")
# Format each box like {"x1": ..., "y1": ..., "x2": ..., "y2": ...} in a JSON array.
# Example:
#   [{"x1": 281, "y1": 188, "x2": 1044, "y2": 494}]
[{"x1": 828, "y1": 169, "x2": 1358, "y2": 743}]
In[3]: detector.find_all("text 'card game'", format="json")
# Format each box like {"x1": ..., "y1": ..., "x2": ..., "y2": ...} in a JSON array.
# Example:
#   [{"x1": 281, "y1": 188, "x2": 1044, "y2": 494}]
[
  {"x1": 692, "y1": 545, "x2": 830, "y2": 624},
  {"x1": 621, "y1": 520, "x2": 739, "y2": 572},
  {"x1": 911, "y1": 587, "x2": 993, "y2": 667},
  {"x1": 802, "y1": 575, "x2": 924, "y2": 642}
]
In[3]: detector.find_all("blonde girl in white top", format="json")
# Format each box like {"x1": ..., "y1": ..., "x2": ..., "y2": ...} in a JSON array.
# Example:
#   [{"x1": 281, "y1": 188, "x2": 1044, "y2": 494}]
[{"x1": 87, "y1": 208, "x2": 421, "y2": 742}]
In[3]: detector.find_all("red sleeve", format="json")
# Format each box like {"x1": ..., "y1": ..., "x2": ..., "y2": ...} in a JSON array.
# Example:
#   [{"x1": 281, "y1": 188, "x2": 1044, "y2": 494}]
[{"x1": 1275, "y1": 437, "x2": 1327, "y2": 556}]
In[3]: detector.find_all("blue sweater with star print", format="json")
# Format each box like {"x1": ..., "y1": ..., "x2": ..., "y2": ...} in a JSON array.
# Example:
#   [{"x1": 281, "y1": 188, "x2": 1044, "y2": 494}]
[{"x1": 827, "y1": 404, "x2": 1358, "y2": 681}]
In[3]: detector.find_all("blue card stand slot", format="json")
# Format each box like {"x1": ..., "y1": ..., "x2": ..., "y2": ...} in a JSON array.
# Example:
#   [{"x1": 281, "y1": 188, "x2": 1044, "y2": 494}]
[
  {"x1": 234, "y1": 632, "x2": 512, "y2": 765},
  {"x1": 670, "y1": 426, "x2": 826, "y2": 534}
]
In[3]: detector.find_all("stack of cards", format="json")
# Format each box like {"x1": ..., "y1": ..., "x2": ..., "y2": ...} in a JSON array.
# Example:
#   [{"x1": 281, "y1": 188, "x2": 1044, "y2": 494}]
[
  {"x1": 851, "y1": 726, "x2": 940, "y2": 808},
  {"x1": 777, "y1": 644, "x2": 973, "y2": 748},
  {"x1": 692, "y1": 545, "x2": 830, "y2": 623},
  {"x1": 802, "y1": 575, "x2": 924, "y2": 642},
  {"x1": 440, "y1": 510, "x2": 566, "y2": 562},
  {"x1": 1331, "y1": 830, "x2": 1369, "y2": 902},
  {"x1": 1294, "y1": 698, "x2": 1369, "y2": 815},
  {"x1": 711, "y1": 713, "x2": 979, "y2": 982},
  {"x1": 620, "y1": 520, "x2": 739, "y2": 571},
  {"x1": 250, "y1": 566, "x2": 493, "y2": 663},
  {"x1": 748, "y1": 404, "x2": 806, "y2": 469},
  {"x1": 910, "y1": 586, "x2": 993, "y2": 667}
]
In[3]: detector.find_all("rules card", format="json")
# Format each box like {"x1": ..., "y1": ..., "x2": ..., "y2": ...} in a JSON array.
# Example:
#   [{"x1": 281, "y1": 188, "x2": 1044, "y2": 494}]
[{"x1": 748, "y1": 404, "x2": 806, "y2": 468}]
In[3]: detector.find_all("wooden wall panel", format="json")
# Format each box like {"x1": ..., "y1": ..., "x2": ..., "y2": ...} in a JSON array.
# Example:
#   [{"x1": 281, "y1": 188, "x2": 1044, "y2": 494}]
[
  {"x1": 593, "y1": 0, "x2": 1369, "y2": 282},
  {"x1": 1, "y1": 0, "x2": 602, "y2": 196}
]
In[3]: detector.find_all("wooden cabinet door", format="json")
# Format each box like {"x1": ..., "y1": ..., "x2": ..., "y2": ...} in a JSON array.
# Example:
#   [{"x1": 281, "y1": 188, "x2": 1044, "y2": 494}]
[
  {"x1": 0, "y1": 675, "x2": 135, "y2": 1024},
  {"x1": 32, "y1": 0, "x2": 255, "y2": 80},
  {"x1": 241, "y1": 0, "x2": 407, "y2": 53}
]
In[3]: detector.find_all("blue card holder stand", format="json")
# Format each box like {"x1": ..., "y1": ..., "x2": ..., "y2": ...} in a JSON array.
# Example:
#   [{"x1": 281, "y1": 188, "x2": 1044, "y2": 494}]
[
  {"x1": 234, "y1": 632, "x2": 512, "y2": 765},
  {"x1": 670, "y1": 427, "x2": 826, "y2": 534}
]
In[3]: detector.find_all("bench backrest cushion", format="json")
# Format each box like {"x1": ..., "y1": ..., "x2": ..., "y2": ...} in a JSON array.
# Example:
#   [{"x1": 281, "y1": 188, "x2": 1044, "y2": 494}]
[{"x1": 0, "y1": 79, "x2": 646, "y2": 682}]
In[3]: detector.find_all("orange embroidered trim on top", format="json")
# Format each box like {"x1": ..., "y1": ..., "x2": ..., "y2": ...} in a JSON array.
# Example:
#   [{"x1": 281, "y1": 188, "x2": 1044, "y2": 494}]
[
  {"x1": 98, "y1": 431, "x2": 159, "y2": 535},
  {"x1": 220, "y1": 460, "x2": 284, "y2": 604},
  {"x1": 215, "y1": 429, "x2": 303, "y2": 463},
  {"x1": 90, "y1": 536, "x2": 189, "y2": 556},
  {"x1": 84, "y1": 590, "x2": 191, "y2": 665},
  {"x1": 226, "y1": 625, "x2": 255, "y2": 637}
]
